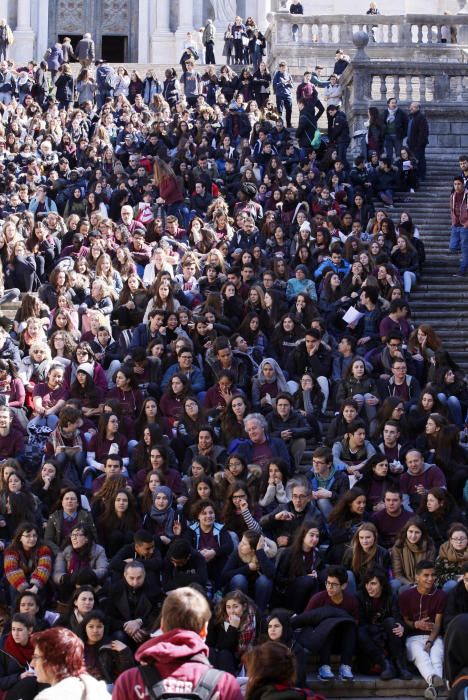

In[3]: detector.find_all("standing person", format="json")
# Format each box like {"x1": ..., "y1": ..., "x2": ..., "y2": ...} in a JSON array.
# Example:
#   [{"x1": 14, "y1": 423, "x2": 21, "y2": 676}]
[
  {"x1": 61, "y1": 37, "x2": 75, "y2": 63},
  {"x1": 407, "y1": 102, "x2": 429, "y2": 181},
  {"x1": 202, "y1": 19, "x2": 216, "y2": 65},
  {"x1": 0, "y1": 18, "x2": 13, "y2": 61},
  {"x1": 272, "y1": 61, "x2": 293, "y2": 129},
  {"x1": 383, "y1": 97, "x2": 408, "y2": 164},
  {"x1": 450, "y1": 176, "x2": 468, "y2": 273},
  {"x1": 75, "y1": 33, "x2": 95, "y2": 69},
  {"x1": 30, "y1": 627, "x2": 111, "y2": 699},
  {"x1": 333, "y1": 49, "x2": 349, "y2": 76},
  {"x1": 399, "y1": 560, "x2": 446, "y2": 700},
  {"x1": 0, "y1": 59, "x2": 17, "y2": 105},
  {"x1": 290, "y1": 1, "x2": 304, "y2": 42},
  {"x1": 327, "y1": 104, "x2": 350, "y2": 170},
  {"x1": 45, "y1": 42, "x2": 64, "y2": 82},
  {"x1": 112, "y1": 586, "x2": 242, "y2": 700}
]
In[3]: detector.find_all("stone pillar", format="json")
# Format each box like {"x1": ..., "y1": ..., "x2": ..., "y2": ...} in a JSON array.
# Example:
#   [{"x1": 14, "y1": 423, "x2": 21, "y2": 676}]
[
  {"x1": 0, "y1": 1, "x2": 8, "y2": 22},
  {"x1": 150, "y1": 0, "x2": 176, "y2": 63},
  {"x1": 13, "y1": 0, "x2": 35, "y2": 64},
  {"x1": 34, "y1": 0, "x2": 49, "y2": 64},
  {"x1": 175, "y1": 0, "x2": 195, "y2": 62},
  {"x1": 138, "y1": 0, "x2": 149, "y2": 62}
]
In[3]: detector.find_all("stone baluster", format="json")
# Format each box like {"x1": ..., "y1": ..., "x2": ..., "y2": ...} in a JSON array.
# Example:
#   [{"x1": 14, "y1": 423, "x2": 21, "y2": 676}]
[
  {"x1": 419, "y1": 75, "x2": 427, "y2": 102},
  {"x1": 379, "y1": 74, "x2": 387, "y2": 101},
  {"x1": 417, "y1": 23, "x2": 423, "y2": 43},
  {"x1": 393, "y1": 75, "x2": 401, "y2": 100},
  {"x1": 456, "y1": 75, "x2": 464, "y2": 102},
  {"x1": 405, "y1": 75, "x2": 412, "y2": 102}
]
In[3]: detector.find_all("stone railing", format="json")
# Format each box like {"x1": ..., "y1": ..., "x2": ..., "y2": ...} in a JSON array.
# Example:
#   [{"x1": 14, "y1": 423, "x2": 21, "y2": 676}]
[
  {"x1": 266, "y1": 13, "x2": 468, "y2": 48},
  {"x1": 339, "y1": 37, "x2": 468, "y2": 150}
]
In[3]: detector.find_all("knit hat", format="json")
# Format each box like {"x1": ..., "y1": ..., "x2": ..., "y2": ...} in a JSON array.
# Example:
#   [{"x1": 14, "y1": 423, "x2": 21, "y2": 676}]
[
  {"x1": 300, "y1": 221, "x2": 311, "y2": 232},
  {"x1": 76, "y1": 362, "x2": 94, "y2": 378},
  {"x1": 295, "y1": 264, "x2": 309, "y2": 275}
]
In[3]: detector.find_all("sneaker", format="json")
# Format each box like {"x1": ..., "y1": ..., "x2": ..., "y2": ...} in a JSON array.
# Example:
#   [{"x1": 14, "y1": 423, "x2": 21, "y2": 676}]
[
  {"x1": 410, "y1": 188, "x2": 415, "y2": 193},
  {"x1": 431, "y1": 675, "x2": 444, "y2": 688},
  {"x1": 424, "y1": 685, "x2": 437, "y2": 700},
  {"x1": 318, "y1": 665, "x2": 335, "y2": 680},
  {"x1": 339, "y1": 664, "x2": 354, "y2": 681}
]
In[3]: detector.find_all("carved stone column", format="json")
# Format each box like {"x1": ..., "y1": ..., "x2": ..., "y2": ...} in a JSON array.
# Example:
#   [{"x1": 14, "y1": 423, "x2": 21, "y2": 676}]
[
  {"x1": 13, "y1": 0, "x2": 35, "y2": 64},
  {"x1": 175, "y1": 0, "x2": 195, "y2": 62},
  {"x1": 150, "y1": 0, "x2": 176, "y2": 63}
]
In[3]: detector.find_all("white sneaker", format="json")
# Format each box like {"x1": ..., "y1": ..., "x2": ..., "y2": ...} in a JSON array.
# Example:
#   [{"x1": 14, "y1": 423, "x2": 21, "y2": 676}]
[{"x1": 424, "y1": 685, "x2": 437, "y2": 700}]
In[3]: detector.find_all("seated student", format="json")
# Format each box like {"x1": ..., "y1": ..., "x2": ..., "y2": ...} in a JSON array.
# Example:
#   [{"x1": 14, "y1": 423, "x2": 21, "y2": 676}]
[
  {"x1": 44, "y1": 487, "x2": 96, "y2": 554},
  {"x1": 260, "y1": 478, "x2": 324, "y2": 549},
  {"x1": 182, "y1": 426, "x2": 229, "y2": 473},
  {"x1": 4, "y1": 522, "x2": 53, "y2": 606},
  {"x1": 391, "y1": 517, "x2": 436, "y2": 594},
  {"x1": 78, "y1": 609, "x2": 135, "y2": 685},
  {"x1": 400, "y1": 449, "x2": 446, "y2": 513},
  {"x1": 232, "y1": 412, "x2": 292, "y2": 474},
  {"x1": 90, "y1": 454, "x2": 133, "y2": 496},
  {"x1": 162, "y1": 537, "x2": 209, "y2": 594},
  {"x1": 52, "y1": 523, "x2": 108, "y2": 603},
  {"x1": 357, "y1": 567, "x2": 412, "y2": 680},
  {"x1": 207, "y1": 589, "x2": 260, "y2": 676},
  {"x1": 384, "y1": 357, "x2": 421, "y2": 410},
  {"x1": 342, "y1": 522, "x2": 391, "y2": 595},
  {"x1": 443, "y1": 562, "x2": 468, "y2": 630},
  {"x1": 275, "y1": 521, "x2": 326, "y2": 614},
  {"x1": 332, "y1": 419, "x2": 376, "y2": 480},
  {"x1": 106, "y1": 561, "x2": 156, "y2": 650},
  {"x1": 306, "y1": 446, "x2": 350, "y2": 518},
  {"x1": 0, "y1": 613, "x2": 43, "y2": 697},
  {"x1": 335, "y1": 356, "x2": 380, "y2": 422},
  {"x1": 435, "y1": 523, "x2": 468, "y2": 593},
  {"x1": 55, "y1": 585, "x2": 98, "y2": 635},
  {"x1": 400, "y1": 560, "x2": 447, "y2": 700},
  {"x1": 327, "y1": 487, "x2": 368, "y2": 565},
  {"x1": 372, "y1": 487, "x2": 412, "y2": 549},
  {"x1": 266, "y1": 392, "x2": 313, "y2": 472},
  {"x1": 418, "y1": 488, "x2": 464, "y2": 552},
  {"x1": 261, "y1": 609, "x2": 308, "y2": 686},
  {"x1": 142, "y1": 485, "x2": 182, "y2": 547},
  {"x1": 358, "y1": 454, "x2": 399, "y2": 513},
  {"x1": 221, "y1": 531, "x2": 276, "y2": 612},
  {"x1": 96, "y1": 488, "x2": 141, "y2": 557},
  {"x1": 186, "y1": 499, "x2": 233, "y2": 590},
  {"x1": 291, "y1": 565, "x2": 359, "y2": 681},
  {"x1": 444, "y1": 612, "x2": 468, "y2": 700},
  {"x1": 109, "y1": 530, "x2": 163, "y2": 603},
  {"x1": 44, "y1": 405, "x2": 86, "y2": 488}
]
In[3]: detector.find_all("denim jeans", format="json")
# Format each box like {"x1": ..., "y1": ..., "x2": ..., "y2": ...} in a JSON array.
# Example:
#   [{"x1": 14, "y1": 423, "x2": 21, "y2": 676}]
[
  {"x1": 276, "y1": 96, "x2": 292, "y2": 127},
  {"x1": 229, "y1": 573, "x2": 273, "y2": 611},
  {"x1": 460, "y1": 228, "x2": 468, "y2": 273},
  {"x1": 438, "y1": 392, "x2": 463, "y2": 426},
  {"x1": 384, "y1": 134, "x2": 402, "y2": 163},
  {"x1": 450, "y1": 225, "x2": 464, "y2": 253},
  {"x1": 403, "y1": 270, "x2": 417, "y2": 294}
]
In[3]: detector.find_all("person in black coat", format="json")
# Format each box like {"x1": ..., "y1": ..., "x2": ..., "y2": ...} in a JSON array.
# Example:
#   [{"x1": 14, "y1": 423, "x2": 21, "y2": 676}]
[
  {"x1": 407, "y1": 102, "x2": 429, "y2": 181},
  {"x1": 443, "y1": 564, "x2": 468, "y2": 631},
  {"x1": 161, "y1": 537, "x2": 208, "y2": 594},
  {"x1": 221, "y1": 530, "x2": 275, "y2": 612},
  {"x1": 106, "y1": 561, "x2": 156, "y2": 649},
  {"x1": 444, "y1": 612, "x2": 468, "y2": 700},
  {"x1": 383, "y1": 97, "x2": 408, "y2": 164},
  {"x1": 327, "y1": 105, "x2": 350, "y2": 169},
  {"x1": 54, "y1": 64, "x2": 74, "y2": 110},
  {"x1": 357, "y1": 567, "x2": 412, "y2": 680},
  {"x1": 296, "y1": 100, "x2": 318, "y2": 150},
  {"x1": 109, "y1": 530, "x2": 163, "y2": 604}
]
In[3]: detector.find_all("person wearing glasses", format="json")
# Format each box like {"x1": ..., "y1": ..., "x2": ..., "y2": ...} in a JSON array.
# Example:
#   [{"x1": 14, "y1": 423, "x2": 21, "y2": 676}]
[
  {"x1": 435, "y1": 524, "x2": 468, "y2": 593},
  {"x1": 30, "y1": 626, "x2": 111, "y2": 699},
  {"x1": 291, "y1": 564, "x2": 358, "y2": 681}
]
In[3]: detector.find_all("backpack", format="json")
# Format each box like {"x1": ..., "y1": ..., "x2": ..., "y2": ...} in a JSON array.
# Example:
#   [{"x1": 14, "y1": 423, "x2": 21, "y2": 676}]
[
  {"x1": 138, "y1": 654, "x2": 223, "y2": 700},
  {"x1": 105, "y1": 70, "x2": 117, "y2": 90},
  {"x1": 190, "y1": 47, "x2": 200, "y2": 61}
]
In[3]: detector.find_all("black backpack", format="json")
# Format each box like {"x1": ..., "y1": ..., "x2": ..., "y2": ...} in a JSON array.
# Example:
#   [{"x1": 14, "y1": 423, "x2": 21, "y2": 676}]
[{"x1": 138, "y1": 654, "x2": 223, "y2": 700}]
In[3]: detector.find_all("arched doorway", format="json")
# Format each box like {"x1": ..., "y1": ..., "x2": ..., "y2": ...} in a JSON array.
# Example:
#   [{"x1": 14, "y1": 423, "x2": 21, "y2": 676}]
[{"x1": 49, "y1": 0, "x2": 139, "y2": 62}]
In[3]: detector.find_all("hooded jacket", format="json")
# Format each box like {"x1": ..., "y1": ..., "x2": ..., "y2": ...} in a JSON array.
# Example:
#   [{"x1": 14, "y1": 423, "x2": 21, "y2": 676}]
[{"x1": 112, "y1": 629, "x2": 242, "y2": 700}]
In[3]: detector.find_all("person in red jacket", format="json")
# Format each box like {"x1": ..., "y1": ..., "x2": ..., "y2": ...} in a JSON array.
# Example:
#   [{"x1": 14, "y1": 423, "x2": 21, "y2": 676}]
[
  {"x1": 154, "y1": 157, "x2": 184, "y2": 223},
  {"x1": 112, "y1": 586, "x2": 242, "y2": 700}
]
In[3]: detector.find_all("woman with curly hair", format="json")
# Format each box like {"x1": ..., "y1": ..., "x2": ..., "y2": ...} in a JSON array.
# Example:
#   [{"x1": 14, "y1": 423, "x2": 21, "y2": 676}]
[{"x1": 49, "y1": 330, "x2": 77, "y2": 368}]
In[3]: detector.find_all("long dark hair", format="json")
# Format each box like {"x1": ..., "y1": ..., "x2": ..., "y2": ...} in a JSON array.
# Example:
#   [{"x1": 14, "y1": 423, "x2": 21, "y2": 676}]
[
  {"x1": 328, "y1": 487, "x2": 366, "y2": 526},
  {"x1": 287, "y1": 521, "x2": 322, "y2": 579}
]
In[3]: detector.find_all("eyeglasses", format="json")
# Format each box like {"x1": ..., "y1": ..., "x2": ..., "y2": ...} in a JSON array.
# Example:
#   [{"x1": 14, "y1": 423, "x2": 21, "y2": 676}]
[
  {"x1": 451, "y1": 537, "x2": 468, "y2": 543},
  {"x1": 70, "y1": 533, "x2": 86, "y2": 539},
  {"x1": 325, "y1": 581, "x2": 341, "y2": 588}
]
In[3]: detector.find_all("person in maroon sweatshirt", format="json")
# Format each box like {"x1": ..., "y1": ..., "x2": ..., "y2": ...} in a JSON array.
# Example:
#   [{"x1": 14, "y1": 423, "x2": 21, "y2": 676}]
[{"x1": 112, "y1": 586, "x2": 242, "y2": 700}]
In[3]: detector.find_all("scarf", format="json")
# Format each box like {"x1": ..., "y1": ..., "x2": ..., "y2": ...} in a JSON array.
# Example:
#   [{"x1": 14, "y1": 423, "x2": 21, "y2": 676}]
[
  {"x1": 236, "y1": 605, "x2": 257, "y2": 658},
  {"x1": 386, "y1": 107, "x2": 397, "y2": 123},
  {"x1": 3, "y1": 633, "x2": 34, "y2": 667},
  {"x1": 439, "y1": 540, "x2": 468, "y2": 564},
  {"x1": 68, "y1": 546, "x2": 91, "y2": 575},
  {"x1": 400, "y1": 540, "x2": 431, "y2": 583},
  {"x1": 258, "y1": 358, "x2": 288, "y2": 391},
  {"x1": 149, "y1": 486, "x2": 174, "y2": 523},
  {"x1": 50, "y1": 425, "x2": 83, "y2": 453},
  {"x1": 302, "y1": 389, "x2": 314, "y2": 416}
]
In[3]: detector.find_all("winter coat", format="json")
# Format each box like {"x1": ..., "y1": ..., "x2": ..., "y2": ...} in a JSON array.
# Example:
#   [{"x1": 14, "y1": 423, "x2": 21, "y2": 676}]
[
  {"x1": 35, "y1": 674, "x2": 110, "y2": 700},
  {"x1": 112, "y1": 630, "x2": 242, "y2": 700},
  {"x1": 44, "y1": 508, "x2": 97, "y2": 553},
  {"x1": 291, "y1": 605, "x2": 357, "y2": 654},
  {"x1": 46, "y1": 44, "x2": 64, "y2": 71},
  {"x1": 52, "y1": 542, "x2": 109, "y2": 584}
]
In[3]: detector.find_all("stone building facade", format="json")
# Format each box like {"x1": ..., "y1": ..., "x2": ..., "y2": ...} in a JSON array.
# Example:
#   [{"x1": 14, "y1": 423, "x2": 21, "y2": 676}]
[{"x1": 2, "y1": 0, "x2": 458, "y2": 66}]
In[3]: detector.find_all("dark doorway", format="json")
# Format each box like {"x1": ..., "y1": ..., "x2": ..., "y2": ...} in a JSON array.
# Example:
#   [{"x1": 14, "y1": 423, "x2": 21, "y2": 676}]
[
  {"x1": 101, "y1": 36, "x2": 127, "y2": 62},
  {"x1": 58, "y1": 35, "x2": 83, "y2": 52}
]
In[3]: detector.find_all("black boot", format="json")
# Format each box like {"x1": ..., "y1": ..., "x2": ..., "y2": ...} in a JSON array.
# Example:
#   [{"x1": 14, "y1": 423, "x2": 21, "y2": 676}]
[
  {"x1": 395, "y1": 656, "x2": 412, "y2": 681},
  {"x1": 380, "y1": 658, "x2": 397, "y2": 680}
]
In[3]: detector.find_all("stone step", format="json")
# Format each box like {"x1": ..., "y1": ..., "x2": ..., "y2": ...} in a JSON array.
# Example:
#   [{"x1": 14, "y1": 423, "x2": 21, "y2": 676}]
[{"x1": 307, "y1": 673, "x2": 448, "y2": 698}]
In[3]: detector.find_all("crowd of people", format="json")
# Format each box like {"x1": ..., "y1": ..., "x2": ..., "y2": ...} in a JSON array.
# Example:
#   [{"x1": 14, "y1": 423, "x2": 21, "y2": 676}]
[{"x1": 0, "y1": 6, "x2": 465, "y2": 700}]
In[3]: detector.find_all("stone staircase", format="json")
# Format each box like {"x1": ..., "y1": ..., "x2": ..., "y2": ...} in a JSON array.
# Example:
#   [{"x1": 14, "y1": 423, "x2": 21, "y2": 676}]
[{"x1": 387, "y1": 154, "x2": 468, "y2": 374}]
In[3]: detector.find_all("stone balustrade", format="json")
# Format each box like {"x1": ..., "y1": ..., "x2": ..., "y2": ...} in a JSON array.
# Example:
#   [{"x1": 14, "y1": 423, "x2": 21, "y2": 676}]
[
  {"x1": 339, "y1": 55, "x2": 468, "y2": 149},
  {"x1": 266, "y1": 13, "x2": 468, "y2": 48}
]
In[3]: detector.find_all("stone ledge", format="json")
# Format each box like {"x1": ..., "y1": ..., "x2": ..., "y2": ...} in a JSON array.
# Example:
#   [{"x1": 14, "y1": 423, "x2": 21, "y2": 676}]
[{"x1": 307, "y1": 674, "x2": 448, "y2": 698}]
